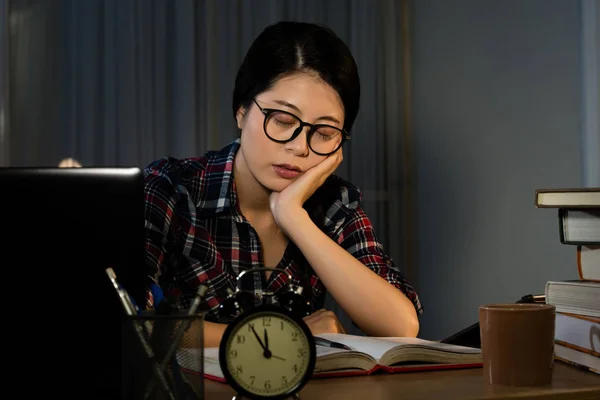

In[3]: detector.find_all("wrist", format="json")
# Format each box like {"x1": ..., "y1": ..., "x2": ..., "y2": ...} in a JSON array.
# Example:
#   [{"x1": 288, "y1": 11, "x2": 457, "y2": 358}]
[{"x1": 276, "y1": 206, "x2": 311, "y2": 233}]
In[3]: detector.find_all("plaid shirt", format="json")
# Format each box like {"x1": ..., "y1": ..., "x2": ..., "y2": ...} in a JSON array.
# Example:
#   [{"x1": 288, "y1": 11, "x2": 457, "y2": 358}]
[{"x1": 143, "y1": 139, "x2": 423, "y2": 323}]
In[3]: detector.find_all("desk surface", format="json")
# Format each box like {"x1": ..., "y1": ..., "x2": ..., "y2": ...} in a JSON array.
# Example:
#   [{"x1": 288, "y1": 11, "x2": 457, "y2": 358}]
[{"x1": 204, "y1": 362, "x2": 600, "y2": 400}]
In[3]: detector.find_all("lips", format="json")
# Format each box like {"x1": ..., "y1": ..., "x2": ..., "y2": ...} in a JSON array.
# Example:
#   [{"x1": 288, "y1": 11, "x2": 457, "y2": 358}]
[
  {"x1": 273, "y1": 164, "x2": 302, "y2": 179},
  {"x1": 274, "y1": 164, "x2": 302, "y2": 172}
]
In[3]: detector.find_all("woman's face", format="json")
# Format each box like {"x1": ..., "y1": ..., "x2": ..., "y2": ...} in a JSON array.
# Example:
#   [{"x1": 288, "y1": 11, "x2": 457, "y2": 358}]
[{"x1": 236, "y1": 72, "x2": 345, "y2": 193}]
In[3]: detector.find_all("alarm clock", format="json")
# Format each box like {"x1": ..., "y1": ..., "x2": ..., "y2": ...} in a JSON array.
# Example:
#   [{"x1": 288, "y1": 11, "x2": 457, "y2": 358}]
[{"x1": 218, "y1": 268, "x2": 316, "y2": 399}]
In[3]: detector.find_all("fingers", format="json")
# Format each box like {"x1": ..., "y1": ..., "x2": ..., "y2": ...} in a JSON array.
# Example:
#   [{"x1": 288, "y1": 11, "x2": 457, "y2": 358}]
[
  {"x1": 325, "y1": 150, "x2": 343, "y2": 177},
  {"x1": 306, "y1": 316, "x2": 339, "y2": 335},
  {"x1": 303, "y1": 308, "x2": 330, "y2": 322},
  {"x1": 303, "y1": 309, "x2": 347, "y2": 335},
  {"x1": 303, "y1": 308, "x2": 328, "y2": 318},
  {"x1": 335, "y1": 148, "x2": 344, "y2": 165},
  {"x1": 307, "y1": 150, "x2": 343, "y2": 177},
  {"x1": 325, "y1": 150, "x2": 343, "y2": 171},
  {"x1": 307, "y1": 152, "x2": 343, "y2": 189}
]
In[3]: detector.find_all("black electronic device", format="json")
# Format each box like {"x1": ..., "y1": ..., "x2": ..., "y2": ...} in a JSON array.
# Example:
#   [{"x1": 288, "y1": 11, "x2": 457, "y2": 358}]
[
  {"x1": 0, "y1": 167, "x2": 147, "y2": 399},
  {"x1": 440, "y1": 294, "x2": 546, "y2": 348}
]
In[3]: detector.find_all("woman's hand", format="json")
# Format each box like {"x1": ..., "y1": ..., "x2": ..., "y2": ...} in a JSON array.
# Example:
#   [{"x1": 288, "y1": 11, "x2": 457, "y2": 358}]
[
  {"x1": 269, "y1": 150, "x2": 343, "y2": 231},
  {"x1": 303, "y1": 309, "x2": 347, "y2": 336}
]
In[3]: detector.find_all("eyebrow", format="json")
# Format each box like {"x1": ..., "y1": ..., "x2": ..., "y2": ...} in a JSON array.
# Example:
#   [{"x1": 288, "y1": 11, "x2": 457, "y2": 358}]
[{"x1": 271, "y1": 99, "x2": 342, "y2": 125}]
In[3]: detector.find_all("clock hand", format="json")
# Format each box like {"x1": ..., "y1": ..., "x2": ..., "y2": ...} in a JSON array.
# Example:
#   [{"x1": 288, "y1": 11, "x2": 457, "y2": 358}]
[
  {"x1": 263, "y1": 328, "x2": 274, "y2": 358},
  {"x1": 249, "y1": 325, "x2": 266, "y2": 350},
  {"x1": 264, "y1": 328, "x2": 269, "y2": 351},
  {"x1": 270, "y1": 354, "x2": 286, "y2": 361},
  {"x1": 249, "y1": 325, "x2": 272, "y2": 358}
]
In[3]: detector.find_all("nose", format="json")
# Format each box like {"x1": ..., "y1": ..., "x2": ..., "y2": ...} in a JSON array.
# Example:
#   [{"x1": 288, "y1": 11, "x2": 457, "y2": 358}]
[{"x1": 284, "y1": 126, "x2": 310, "y2": 156}]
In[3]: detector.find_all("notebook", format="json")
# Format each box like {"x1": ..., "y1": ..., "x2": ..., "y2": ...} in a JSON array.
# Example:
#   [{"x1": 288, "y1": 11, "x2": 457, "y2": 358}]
[{"x1": 179, "y1": 333, "x2": 482, "y2": 382}]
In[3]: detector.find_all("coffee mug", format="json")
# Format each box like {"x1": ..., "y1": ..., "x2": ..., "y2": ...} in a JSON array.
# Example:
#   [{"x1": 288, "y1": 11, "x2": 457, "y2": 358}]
[{"x1": 479, "y1": 303, "x2": 556, "y2": 386}]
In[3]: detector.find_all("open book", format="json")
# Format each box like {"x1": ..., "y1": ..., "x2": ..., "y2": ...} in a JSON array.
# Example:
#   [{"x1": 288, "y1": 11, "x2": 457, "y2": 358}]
[{"x1": 180, "y1": 333, "x2": 482, "y2": 382}]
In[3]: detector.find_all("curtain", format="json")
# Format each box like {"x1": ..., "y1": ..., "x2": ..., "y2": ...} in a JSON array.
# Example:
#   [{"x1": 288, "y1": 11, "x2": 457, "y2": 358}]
[
  {"x1": 0, "y1": 0, "x2": 7, "y2": 166},
  {"x1": 7, "y1": 0, "x2": 413, "y2": 334}
]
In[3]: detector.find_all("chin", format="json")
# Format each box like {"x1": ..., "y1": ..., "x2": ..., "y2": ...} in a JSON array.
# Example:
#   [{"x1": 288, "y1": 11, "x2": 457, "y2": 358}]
[{"x1": 259, "y1": 175, "x2": 294, "y2": 193}]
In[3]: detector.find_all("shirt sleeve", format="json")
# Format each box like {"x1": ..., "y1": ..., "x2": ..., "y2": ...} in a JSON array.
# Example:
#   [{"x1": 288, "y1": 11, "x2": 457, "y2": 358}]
[
  {"x1": 143, "y1": 159, "x2": 181, "y2": 309},
  {"x1": 332, "y1": 204, "x2": 423, "y2": 316},
  {"x1": 143, "y1": 159, "x2": 235, "y2": 319}
]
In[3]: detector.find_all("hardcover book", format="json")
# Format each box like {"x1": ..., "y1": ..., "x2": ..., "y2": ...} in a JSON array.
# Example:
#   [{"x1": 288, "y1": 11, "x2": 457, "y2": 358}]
[{"x1": 179, "y1": 333, "x2": 483, "y2": 382}]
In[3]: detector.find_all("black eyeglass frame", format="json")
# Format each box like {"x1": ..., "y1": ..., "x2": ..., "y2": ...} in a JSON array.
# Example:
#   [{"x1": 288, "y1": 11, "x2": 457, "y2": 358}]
[{"x1": 253, "y1": 99, "x2": 350, "y2": 156}]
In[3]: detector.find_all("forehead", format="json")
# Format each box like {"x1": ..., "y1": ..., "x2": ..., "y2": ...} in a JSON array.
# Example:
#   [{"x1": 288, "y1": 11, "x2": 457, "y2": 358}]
[{"x1": 263, "y1": 73, "x2": 344, "y2": 120}]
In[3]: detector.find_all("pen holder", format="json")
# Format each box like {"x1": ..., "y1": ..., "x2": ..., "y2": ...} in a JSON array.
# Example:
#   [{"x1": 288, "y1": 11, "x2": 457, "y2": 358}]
[{"x1": 121, "y1": 312, "x2": 205, "y2": 400}]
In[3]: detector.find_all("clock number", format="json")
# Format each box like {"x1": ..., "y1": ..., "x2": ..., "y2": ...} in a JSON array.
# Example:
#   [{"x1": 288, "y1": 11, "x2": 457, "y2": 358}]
[
  {"x1": 229, "y1": 349, "x2": 238, "y2": 358},
  {"x1": 236, "y1": 334, "x2": 245, "y2": 344},
  {"x1": 297, "y1": 348, "x2": 306, "y2": 357},
  {"x1": 247, "y1": 323, "x2": 255, "y2": 332},
  {"x1": 235, "y1": 365, "x2": 243, "y2": 374},
  {"x1": 281, "y1": 376, "x2": 288, "y2": 386},
  {"x1": 264, "y1": 380, "x2": 271, "y2": 389},
  {"x1": 249, "y1": 376, "x2": 256, "y2": 385},
  {"x1": 291, "y1": 331, "x2": 299, "y2": 341},
  {"x1": 262, "y1": 317, "x2": 271, "y2": 327},
  {"x1": 280, "y1": 321, "x2": 284, "y2": 330},
  {"x1": 292, "y1": 364, "x2": 298, "y2": 373}
]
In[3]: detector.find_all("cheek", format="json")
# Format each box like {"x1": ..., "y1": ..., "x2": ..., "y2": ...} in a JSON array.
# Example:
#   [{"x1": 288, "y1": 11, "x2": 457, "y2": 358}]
[
  {"x1": 239, "y1": 125, "x2": 280, "y2": 188},
  {"x1": 241, "y1": 124, "x2": 276, "y2": 162}
]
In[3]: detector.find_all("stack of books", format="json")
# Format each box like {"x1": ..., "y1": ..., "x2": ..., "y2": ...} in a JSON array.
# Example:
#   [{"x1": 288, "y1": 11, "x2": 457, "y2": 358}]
[{"x1": 535, "y1": 188, "x2": 600, "y2": 374}]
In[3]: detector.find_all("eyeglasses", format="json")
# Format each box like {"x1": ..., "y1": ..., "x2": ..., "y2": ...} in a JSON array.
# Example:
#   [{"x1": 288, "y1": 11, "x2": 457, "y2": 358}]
[{"x1": 253, "y1": 99, "x2": 350, "y2": 156}]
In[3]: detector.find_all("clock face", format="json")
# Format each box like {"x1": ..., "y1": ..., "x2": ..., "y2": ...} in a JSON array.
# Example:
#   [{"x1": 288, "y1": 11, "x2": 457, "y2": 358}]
[{"x1": 219, "y1": 305, "x2": 316, "y2": 398}]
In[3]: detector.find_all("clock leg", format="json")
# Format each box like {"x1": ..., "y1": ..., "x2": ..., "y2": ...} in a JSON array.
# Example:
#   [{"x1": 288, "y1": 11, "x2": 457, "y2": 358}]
[{"x1": 292, "y1": 394, "x2": 301, "y2": 400}]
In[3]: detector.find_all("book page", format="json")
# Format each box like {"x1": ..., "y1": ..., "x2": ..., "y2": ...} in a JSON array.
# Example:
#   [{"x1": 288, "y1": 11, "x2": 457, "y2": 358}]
[
  {"x1": 181, "y1": 346, "x2": 354, "y2": 379},
  {"x1": 316, "y1": 333, "x2": 410, "y2": 361},
  {"x1": 377, "y1": 336, "x2": 482, "y2": 354},
  {"x1": 202, "y1": 345, "x2": 347, "y2": 360},
  {"x1": 316, "y1": 334, "x2": 481, "y2": 362},
  {"x1": 203, "y1": 347, "x2": 223, "y2": 378},
  {"x1": 177, "y1": 347, "x2": 219, "y2": 377}
]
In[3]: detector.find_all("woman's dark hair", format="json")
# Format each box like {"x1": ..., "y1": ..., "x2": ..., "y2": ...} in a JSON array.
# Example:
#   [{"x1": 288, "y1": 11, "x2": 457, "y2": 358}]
[{"x1": 232, "y1": 21, "x2": 361, "y2": 133}]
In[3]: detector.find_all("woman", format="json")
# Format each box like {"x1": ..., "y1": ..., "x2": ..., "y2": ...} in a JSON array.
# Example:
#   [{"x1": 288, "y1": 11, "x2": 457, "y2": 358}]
[{"x1": 144, "y1": 21, "x2": 422, "y2": 347}]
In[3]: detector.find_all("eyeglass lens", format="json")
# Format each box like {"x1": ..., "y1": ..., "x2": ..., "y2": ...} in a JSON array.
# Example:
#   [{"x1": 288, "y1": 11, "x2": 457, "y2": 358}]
[{"x1": 264, "y1": 111, "x2": 343, "y2": 155}]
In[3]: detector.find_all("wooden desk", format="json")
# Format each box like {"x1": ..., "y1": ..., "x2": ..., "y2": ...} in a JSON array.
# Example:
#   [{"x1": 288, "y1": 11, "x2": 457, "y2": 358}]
[{"x1": 204, "y1": 362, "x2": 600, "y2": 400}]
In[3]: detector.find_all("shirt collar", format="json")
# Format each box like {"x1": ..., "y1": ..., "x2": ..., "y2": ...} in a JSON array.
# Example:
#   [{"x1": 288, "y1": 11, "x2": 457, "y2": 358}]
[{"x1": 196, "y1": 138, "x2": 242, "y2": 219}]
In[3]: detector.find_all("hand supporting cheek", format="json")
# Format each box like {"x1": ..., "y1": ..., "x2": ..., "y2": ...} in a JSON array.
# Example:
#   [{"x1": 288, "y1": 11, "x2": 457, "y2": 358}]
[{"x1": 269, "y1": 150, "x2": 343, "y2": 232}]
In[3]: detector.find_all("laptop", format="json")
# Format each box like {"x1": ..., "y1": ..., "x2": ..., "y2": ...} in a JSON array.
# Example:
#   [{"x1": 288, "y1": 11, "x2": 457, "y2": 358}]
[
  {"x1": 440, "y1": 294, "x2": 546, "y2": 348},
  {"x1": 0, "y1": 167, "x2": 147, "y2": 399}
]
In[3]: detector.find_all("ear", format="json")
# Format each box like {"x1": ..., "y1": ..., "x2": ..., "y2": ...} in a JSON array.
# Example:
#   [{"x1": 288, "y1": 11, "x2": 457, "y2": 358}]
[{"x1": 235, "y1": 108, "x2": 246, "y2": 130}]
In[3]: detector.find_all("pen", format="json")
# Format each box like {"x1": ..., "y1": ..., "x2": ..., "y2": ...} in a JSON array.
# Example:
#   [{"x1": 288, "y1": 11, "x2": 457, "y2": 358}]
[
  {"x1": 144, "y1": 285, "x2": 208, "y2": 399},
  {"x1": 105, "y1": 268, "x2": 176, "y2": 400},
  {"x1": 160, "y1": 284, "x2": 208, "y2": 363},
  {"x1": 105, "y1": 267, "x2": 139, "y2": 316},
  {"x1": 314, "y1": 337, "x2": 352, "y2": 350}
]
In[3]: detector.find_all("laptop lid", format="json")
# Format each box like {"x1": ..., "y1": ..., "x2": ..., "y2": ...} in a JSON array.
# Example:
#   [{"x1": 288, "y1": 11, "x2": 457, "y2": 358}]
[{"x1": 0, "y1": 167, "x2": 146, "y2": 399}]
